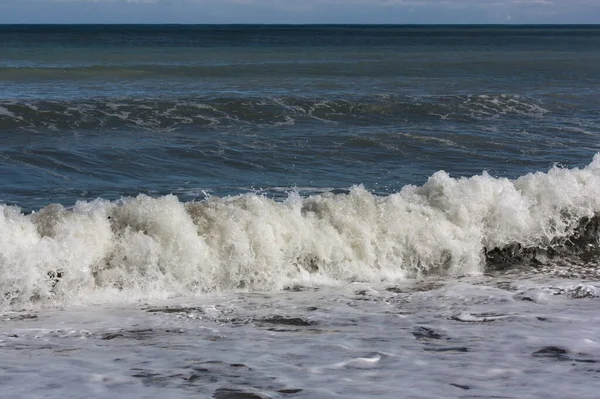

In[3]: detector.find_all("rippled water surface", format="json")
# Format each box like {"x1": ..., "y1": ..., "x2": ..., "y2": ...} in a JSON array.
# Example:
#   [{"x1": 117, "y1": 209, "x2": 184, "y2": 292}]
[{"x1": 1, "y1": 25, "x2": 599, "y2": 209}]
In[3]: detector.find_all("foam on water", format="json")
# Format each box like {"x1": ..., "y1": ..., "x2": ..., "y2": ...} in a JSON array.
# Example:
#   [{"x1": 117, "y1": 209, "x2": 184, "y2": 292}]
[
  {"x1": 2, "y1": 277, "x2": 600, "y2": 398},
  {"x1": 1, "y1": 155, "x2": 600, "y2": 308},
  {"x1": 0, "y1": 95, "x2": 553, "y2": 131}
]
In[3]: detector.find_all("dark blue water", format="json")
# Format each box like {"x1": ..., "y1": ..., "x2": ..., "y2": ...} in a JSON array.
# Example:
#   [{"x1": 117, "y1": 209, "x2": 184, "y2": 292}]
[{"x1": 1, "y1": 25, "x2": 600, "y2": 211}]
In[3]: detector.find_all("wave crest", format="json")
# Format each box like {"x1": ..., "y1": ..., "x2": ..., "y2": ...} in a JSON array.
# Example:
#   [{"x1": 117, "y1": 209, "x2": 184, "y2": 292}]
[
  {"x1": 2, "y1": 155, "x2": 600, "y2": 308},
  {"x1": 0, "y1": 95, "x2": 548, "y2": 131}
]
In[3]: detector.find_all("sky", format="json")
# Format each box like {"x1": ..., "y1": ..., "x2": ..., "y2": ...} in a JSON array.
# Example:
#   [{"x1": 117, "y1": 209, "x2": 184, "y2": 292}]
[{"x1": 1, "y1": 0, "x2": 599, "y2": 24}]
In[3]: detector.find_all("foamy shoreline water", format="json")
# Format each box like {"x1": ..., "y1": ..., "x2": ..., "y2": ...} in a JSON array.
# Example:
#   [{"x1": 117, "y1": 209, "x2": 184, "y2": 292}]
[{"x1": 2, "y1": 276, "x2": 599, "y2": 399}]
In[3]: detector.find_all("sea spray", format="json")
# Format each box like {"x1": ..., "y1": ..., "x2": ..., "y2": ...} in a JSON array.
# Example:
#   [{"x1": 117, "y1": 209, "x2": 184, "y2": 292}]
[{"x1": 1, "y1": 155, "x2": 600, "y2": 308}]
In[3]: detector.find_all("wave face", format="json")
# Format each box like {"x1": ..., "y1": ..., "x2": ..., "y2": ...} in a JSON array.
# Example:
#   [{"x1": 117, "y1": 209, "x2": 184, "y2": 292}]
[
  {"x1": 2, "y1": 156, "x2": 600, "y2": 308},
  {"x1": 0, "y1": 95, "x2": 551, "y2": 131}
]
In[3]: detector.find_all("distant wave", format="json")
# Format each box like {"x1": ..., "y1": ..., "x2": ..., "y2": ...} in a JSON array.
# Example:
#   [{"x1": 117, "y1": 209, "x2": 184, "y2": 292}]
[
  {"x1": 2, "y1": 154, "x2": 600, "y2": 308},
  {"x1": 0, "y1": 95, "x2": 549, "y2": 131}
]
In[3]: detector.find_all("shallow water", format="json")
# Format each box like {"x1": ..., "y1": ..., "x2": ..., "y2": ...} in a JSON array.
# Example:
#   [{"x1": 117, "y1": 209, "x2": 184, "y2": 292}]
[{"x1": 2, "y1": 276, "x2": 600, "y2": 398}]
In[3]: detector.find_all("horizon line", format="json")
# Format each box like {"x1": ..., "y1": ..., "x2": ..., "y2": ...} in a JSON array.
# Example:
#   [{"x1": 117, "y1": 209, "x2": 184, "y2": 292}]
[{"x1": 2, "y1": 23, "x2": 600, "y2": 26}]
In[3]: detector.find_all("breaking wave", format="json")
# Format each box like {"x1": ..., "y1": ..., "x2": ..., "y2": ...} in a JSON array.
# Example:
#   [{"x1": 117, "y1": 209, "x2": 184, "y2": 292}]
[
  {"x1": 2, "y1": 155, "x2": 600, "y2": 308},
  {"x1": 0, "y1": 95, "x2": 549, "y2": 131}
]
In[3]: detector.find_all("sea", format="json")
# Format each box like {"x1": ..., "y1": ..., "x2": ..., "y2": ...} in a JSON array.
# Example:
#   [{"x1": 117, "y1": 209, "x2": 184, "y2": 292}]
[{"x1": 1, "y1": 25, "x2": 600, "y2": 398}]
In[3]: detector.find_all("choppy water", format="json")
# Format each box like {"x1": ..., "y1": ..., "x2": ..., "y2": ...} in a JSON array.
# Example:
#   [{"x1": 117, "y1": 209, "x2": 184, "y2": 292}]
[{"x1": 1, "y1": 25, "x2": 600, "y2": 398}]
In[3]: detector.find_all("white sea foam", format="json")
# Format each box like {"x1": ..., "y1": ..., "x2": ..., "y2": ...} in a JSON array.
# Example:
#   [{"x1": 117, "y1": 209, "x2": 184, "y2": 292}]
[
  {"x1": 459, "y1": 94, "x2": 550, "y2": 119},
  {"x1": 0, "y1": 105, "x2": 16, "y2": 117},
  {"x1": 1, "y1": 155, "x2": 600, "y2": 308},
  {"x1": 2, "y1": 277, "x2": 599, "y2": 398}
]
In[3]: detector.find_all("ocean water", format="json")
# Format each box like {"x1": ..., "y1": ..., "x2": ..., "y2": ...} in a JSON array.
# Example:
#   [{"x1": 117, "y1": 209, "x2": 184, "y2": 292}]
[{"x1": 1, "y1": 25, "x2": 600, "y2": 398}]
